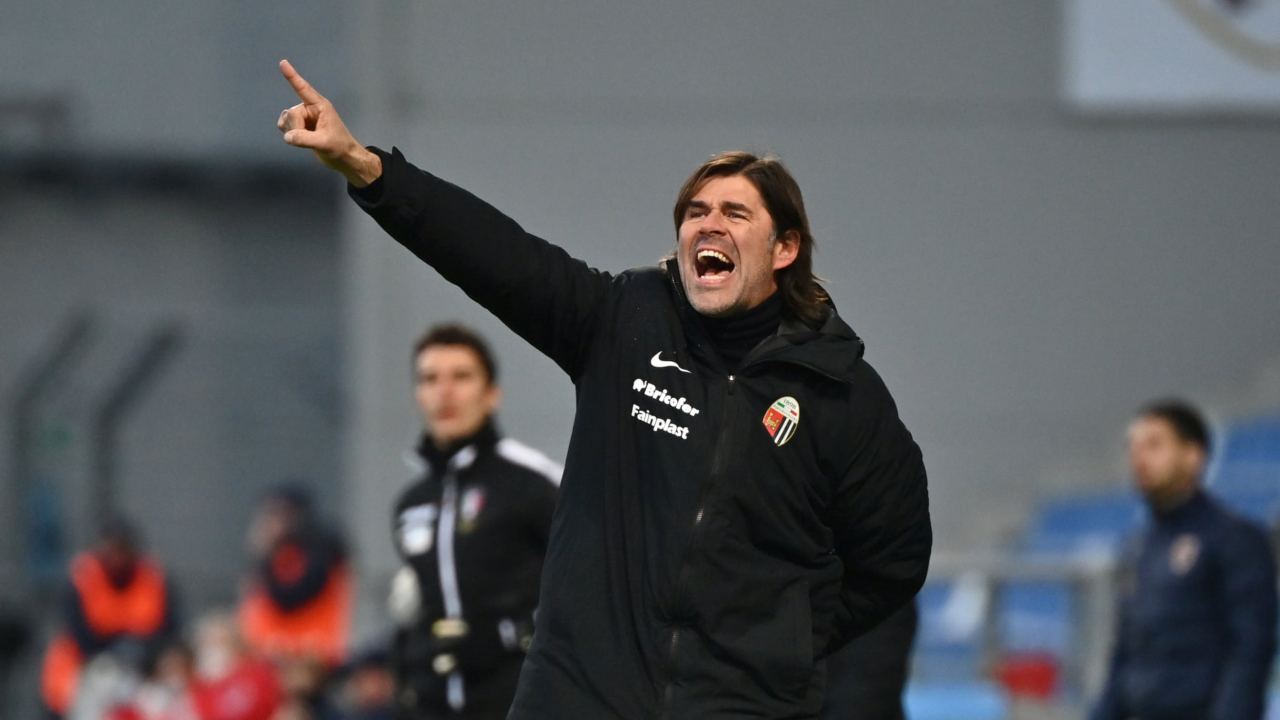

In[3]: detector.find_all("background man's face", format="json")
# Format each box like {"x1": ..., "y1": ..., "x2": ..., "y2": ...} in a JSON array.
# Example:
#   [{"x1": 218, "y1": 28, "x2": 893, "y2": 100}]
[
  {"x1": 248, "y1": 500, "x2": 298, "y2": 555},
  {"x1": 96, "y1": 537, "x2": 138, "y2": 580},
  {"x1": 677, "y1": 174, "x2": 797, "y2": 318},
  {"x1": 1127, "y1": 416, "x2": 1204, "y2": 499},
  {"x1": 415, "y1": 344, "x2": 500, "y2": 447}
]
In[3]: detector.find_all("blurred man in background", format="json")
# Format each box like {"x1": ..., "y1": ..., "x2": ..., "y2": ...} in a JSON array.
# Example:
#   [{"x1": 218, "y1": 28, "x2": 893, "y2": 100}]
[
  {"x1": 41, "y1": 516, "x2": 179, "y2": 718},
  {"x1": 239, "y1": 485, "x2": 352, "y2": 668},
  {"x1": 388, "y1": 324, "x2": 560, "y2": 719},
  {"x1": 1091, "y1": 400, "x2": 1277, "y2": 720},
  {"x1": 0, "y1": 604, "x2": 29, "y2": 716},
  {"x1": 333, "y1": 647, "x2": 394, "y2": 720}
]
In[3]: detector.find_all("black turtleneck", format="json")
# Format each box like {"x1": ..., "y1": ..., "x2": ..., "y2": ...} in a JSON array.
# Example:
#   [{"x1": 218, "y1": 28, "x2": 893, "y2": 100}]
[
  {"x1": 416, "y1": 418, "x2": 499, "y2": 477},
  {"x1": 699, "y1": 292, "x2": 783, "y2": 370}
]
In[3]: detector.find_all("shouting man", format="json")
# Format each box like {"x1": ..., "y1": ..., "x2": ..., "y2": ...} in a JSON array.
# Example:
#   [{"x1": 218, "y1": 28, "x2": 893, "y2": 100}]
[{"x1": 276, "y1": 60, "x2": 931, "y2": 719}]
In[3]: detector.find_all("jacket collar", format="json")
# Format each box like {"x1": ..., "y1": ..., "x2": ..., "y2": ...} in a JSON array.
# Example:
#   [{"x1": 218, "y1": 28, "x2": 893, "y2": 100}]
[
  {"x1": 1151, "y1": 487, "x2": 1211, "y2": 528},
  {"x1": 662, "y1": 258, "x2": 865, "y2": 382},
  {"x1": 411, "y1": 419, "x2": 500, "y2": 476}
]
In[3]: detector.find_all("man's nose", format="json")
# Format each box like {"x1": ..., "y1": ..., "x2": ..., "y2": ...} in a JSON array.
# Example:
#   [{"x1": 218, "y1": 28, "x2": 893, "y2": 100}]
[{"x1": 699, "y1": 210, "x2": 727, "y2": 234}]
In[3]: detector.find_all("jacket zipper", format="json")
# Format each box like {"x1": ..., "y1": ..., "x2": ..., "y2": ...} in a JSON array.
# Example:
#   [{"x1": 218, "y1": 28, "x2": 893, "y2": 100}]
[
  {"x1": 437, "y1": 473, "x2": 468, "y2": 712},
  {"x1": 660, "y1": 373, "x2": 736, "y2": 718}
]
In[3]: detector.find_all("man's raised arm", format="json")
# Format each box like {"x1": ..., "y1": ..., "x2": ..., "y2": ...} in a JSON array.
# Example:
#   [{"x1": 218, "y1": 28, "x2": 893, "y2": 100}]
[{"x1": 275, "y1": 61, "x2": 611, "y2": 378}]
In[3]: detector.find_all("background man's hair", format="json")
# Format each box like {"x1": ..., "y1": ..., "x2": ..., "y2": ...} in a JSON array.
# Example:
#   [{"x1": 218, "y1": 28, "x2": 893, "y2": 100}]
[
  {"x1": 413, "y1": 323, "x2": 499, "y2": 385},
  {"x1": 262, "y1": 481, "x2": 314, "y2": 517},
  {"x1": 672, "y1": 150, "x2": 831, "y2": 328},
  {"x1": 97, "y1": 513, "x2": 140, "y2": 551},
  {"x1": 1137, "y1": 399, "x2": 1212, "y2": 454}
]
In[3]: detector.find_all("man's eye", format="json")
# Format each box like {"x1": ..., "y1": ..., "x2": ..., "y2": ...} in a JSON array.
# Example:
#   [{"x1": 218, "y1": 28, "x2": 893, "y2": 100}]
[{"x1": 728, "y1": 211, "x2": 746, "y2": 220}]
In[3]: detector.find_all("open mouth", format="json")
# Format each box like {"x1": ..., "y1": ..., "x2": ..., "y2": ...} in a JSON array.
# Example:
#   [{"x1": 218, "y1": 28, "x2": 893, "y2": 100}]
[{"x1": 694, "y1": 248, "x2": 736, "y2": 282}]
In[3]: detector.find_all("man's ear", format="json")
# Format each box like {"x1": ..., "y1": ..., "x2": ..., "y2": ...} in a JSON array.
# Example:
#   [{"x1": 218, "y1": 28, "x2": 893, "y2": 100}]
[
  {"x1": 1187, "y1": 443, "x2": 1208, "y2": 478},
  {"x1": 772, "y1": 229, "x2": 801, "y2": 271},
  {"x1": 485, "y1": 384, "x2": 503, "y2": 415}
]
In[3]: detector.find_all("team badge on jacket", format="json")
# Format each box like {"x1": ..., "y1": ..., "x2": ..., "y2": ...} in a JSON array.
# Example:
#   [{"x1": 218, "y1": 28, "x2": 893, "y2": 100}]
[
  {"x1": 762, "y1": 396, "x2": 801, "y2": 447},
  {"x1": 459, "y1": 487, "x2": 487, "y2": 533},
  {"x1": 1169, "y1": 534, "x2": 1201, "y2": 576}
]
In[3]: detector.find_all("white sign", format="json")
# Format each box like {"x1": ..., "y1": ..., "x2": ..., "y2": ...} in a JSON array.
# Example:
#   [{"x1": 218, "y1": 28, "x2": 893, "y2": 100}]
[{"x1": 1063, "y1": 0, "x2": 1280, "y2": 112}]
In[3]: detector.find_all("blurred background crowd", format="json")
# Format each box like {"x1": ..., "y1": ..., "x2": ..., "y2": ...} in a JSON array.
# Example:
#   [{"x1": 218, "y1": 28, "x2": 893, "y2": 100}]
[{"x1": 4, "y1": 2, "x2": 1280, "y2": 718}]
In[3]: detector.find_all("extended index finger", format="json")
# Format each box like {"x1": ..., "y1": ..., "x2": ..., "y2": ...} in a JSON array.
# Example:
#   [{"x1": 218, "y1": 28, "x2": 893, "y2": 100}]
[{"x1": 279, "y1": 59, "x2": 325, "y2": 104}]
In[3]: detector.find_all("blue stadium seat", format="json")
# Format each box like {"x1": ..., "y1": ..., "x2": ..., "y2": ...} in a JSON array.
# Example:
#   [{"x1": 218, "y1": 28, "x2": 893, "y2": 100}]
[
  {"x1": 1022, "y1": 492, "x2": 1143, "y2": 552},
  {"x1": 997, "y1": 581, "x2": 1073, "y2": 656},
  {"x1": 904, "y1": 681, "x2": 1008, "y2": 720},
  {"x1": 996, "y1": 492, "x2": 1141, "y2": 669},
  {"x1": 1217, "y1": 412, "x2": 1280, "y2": 465},
  {"x1": 915, "y1": 581, "x2": 985, "y2": 682},
  {"x1": 1213, "y1": 485, "x2": 1280, "y2": 525}
]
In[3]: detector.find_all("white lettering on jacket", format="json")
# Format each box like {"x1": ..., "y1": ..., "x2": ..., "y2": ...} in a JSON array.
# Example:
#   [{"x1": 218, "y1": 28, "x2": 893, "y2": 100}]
[
  {"x1": 631, "y1": 378, "x2": 701, "y2": 416},
  {"x1": 630, "y1": 404, "x2": 691, "y2": 440}
]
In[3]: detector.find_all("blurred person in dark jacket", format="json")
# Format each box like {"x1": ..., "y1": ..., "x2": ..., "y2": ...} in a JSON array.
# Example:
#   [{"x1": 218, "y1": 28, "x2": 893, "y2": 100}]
[
  {"x1": 40, "y1": 516, "x2": 179, "y2": 718},
  {"x1": 819, "y1": 600, "x2": 917, "y2": 720},
  {"x1": 1091, "y1": 400, "x2": 1278, "y2": 720},
  {"x1": 239, "y1": 485, "x2": 352, "y2": 667},
  {"x1": 274, "y1": 655, "x2": 341, "y2": 720},
  {"x1": 1, "y1": 604, "x2": 29, "y2": 715},
  {"x1": 388, "y1": 324, "x2": 560, "y2": 719},
  {"x1": 335, "y1": 648, "x2": 394, "y2": 720}
]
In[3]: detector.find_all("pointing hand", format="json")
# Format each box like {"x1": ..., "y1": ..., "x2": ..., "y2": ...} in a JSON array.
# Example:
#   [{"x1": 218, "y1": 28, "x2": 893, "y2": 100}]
[{"x1": 276, "y1": 59, "x2": 382, "y2": 187}]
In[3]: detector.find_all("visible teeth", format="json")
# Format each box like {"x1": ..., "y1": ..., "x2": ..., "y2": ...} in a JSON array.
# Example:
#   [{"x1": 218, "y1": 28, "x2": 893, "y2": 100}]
[{"x1": 697, "y1": 249, "x2": 731, "y2": 264}]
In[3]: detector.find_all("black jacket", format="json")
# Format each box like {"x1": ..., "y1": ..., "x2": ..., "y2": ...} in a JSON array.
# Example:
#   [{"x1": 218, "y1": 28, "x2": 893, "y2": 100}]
[
  {"x1": 392, "y1": 422, "x2": 560, "y2": 719},
  {"x1": 1091, "y1": 491, "x2": 1278, "y2": 720},
  {"x1": 352, "y1": 147, "x2": 932, "y2": 719}
]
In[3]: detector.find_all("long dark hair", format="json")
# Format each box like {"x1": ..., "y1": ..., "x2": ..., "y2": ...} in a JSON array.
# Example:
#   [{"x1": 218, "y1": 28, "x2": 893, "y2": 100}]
[{"x1": 672, "y1": 151, "x2": 830, "y2": 327}]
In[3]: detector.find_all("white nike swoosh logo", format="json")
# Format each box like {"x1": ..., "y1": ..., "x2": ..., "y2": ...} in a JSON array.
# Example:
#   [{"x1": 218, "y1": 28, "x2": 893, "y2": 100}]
[{"x1": 650, "y1": 352, "x2": 692, "y2": 374}]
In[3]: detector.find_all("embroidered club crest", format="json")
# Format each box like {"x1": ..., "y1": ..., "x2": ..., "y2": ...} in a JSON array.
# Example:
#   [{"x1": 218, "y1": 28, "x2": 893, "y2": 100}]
[
  {"x1": 459, "y1": 487, "x2": 487, "y2": 533},
  {"x1": 1169, "y1": 533, "x2": 1201, "y2": 576},
  {"x1": 762, "y1": 396, "x2": 801, "y2": 447}
]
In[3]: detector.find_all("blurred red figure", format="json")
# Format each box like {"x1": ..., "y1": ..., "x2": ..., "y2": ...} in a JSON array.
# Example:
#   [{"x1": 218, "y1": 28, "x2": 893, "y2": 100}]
[
  {"x1": 238, "y1": 484, "x2": 351, "y2": 667},
  {"x1": 190, "y1": 613, "x2": 283, "y2": 720},
  {"x1": 40, "y1": 517, "x2": 178, "y2": 718}
]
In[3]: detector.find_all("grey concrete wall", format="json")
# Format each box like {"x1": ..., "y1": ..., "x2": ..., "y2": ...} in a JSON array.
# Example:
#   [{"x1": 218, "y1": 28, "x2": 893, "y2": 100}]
[{"x1": 1, "y1": 0, "x2": 350, "y2": 157}]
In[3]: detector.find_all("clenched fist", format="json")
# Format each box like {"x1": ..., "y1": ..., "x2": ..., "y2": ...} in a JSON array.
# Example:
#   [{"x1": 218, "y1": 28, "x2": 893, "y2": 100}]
[{"x1": 276, "y1": 59, "x2": 382, "y2": 188}]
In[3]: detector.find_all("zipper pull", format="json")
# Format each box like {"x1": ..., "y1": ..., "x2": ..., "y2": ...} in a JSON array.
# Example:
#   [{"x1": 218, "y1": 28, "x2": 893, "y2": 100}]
[{"x1": 727, "y1": 374, "x2": 736, "y2": 395}]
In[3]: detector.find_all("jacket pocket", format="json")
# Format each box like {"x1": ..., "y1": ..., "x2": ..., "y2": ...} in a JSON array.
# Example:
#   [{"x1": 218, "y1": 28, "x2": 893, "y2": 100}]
[
  {"x1": 759, "y1": 583, "x2": 814, "y2": 693},
  {"x1": 788, "y1": 586, "x2": 815, "y2": 689}
]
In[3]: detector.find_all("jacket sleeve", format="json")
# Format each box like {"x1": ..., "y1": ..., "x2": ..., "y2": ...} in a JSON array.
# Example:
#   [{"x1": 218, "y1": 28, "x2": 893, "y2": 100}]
[
  {"x1": 349, "y1": 147, "x2": 613, "y2": 379},
  {"x1": 527, "y1": 476, "x2": 560, "y2": 554},
  {"x1": 821, "y1": 362, "x2": 931, "y2": 656},
  {"x1": 1207, "y1": 521, "x2": 1278, "y2": 720}
]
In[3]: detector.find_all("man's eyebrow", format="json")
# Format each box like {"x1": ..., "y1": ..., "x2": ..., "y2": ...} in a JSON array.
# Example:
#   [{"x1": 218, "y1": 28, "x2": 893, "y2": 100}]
[{"x1": 686, "y1": 199, "x2": 752, "y2": 215}]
